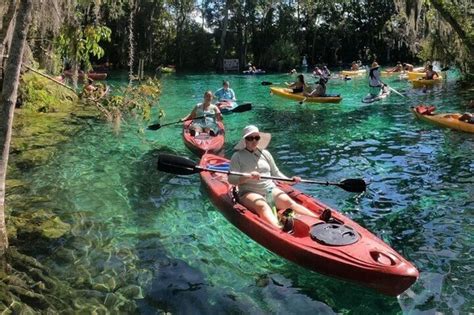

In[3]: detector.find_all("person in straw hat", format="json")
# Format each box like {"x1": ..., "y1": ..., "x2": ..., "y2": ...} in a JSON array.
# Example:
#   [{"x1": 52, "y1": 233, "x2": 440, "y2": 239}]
[
  {"x1": 368, "y1": 61, "x2": 387, "y2": 97},
  {"x1": 229, "y1": 125, "x2": 318, "y2": 230}
]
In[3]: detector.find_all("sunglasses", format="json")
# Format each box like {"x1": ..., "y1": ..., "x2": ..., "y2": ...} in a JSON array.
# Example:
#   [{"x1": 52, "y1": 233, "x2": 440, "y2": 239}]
[{"x1": 245, "y1": 135, "x2": 261, "y2": 141}]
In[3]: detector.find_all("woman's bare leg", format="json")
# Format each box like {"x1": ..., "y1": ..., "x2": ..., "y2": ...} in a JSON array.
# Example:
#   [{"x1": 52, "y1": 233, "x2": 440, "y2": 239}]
[
  {"x1": 272, "y1": 188, "x2": 317, "y2": 217},
  {"x1": 239, "y1": 192, "x2": 280, "y2": 228}
]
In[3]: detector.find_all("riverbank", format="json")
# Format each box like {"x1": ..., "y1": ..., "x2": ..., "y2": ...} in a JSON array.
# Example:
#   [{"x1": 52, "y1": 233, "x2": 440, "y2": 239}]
[{"x1": 2, "y1": 72, "x2": 149, "y2": 312}]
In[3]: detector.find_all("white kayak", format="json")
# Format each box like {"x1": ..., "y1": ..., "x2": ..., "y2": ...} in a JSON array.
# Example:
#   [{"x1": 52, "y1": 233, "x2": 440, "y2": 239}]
[{"x1": 362, "y1": 90, "x2": 391, "y2": 103}]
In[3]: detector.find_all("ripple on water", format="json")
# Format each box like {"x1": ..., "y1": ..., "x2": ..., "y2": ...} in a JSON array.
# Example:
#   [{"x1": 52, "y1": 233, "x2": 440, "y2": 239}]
[{"x1": 11, "y1": 72, "x2": 473, "y2": 313}]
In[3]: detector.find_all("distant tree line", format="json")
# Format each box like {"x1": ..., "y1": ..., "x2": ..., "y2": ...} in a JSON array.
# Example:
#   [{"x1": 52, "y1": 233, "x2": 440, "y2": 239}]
[{"x1": 1, "y1": 0, "x2": 473, "y2": 76}]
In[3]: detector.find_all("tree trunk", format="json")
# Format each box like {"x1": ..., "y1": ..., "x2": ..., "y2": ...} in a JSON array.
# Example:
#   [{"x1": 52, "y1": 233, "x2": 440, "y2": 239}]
[
  {"x1": 0, "y1": 1, "x2": 16, "y2": 45},
  {"x1": 218, "y1": 0, "x2": 230, "y2": 71},
  {"x1": 0, "y1": 0, "x2": 33, "y2": 259},
  {"x1": 1, "y1": 1, "x2": 17, "y2": 86}
]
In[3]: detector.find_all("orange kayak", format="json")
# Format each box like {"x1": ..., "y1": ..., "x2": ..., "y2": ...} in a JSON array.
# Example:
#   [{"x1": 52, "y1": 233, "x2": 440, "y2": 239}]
[{"x1": 412, "y1": 106, "x2": 474, "y2": 133}]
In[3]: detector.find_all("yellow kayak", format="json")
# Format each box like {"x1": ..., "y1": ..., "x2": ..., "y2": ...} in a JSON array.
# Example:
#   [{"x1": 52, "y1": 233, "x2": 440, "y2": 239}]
[
  {"x1": 412, "y1": 106, "x2": 474, "y2": 133},
  {"x1": 381, "y1": 70, "x2": 402, "y2": 76},
  {"x1": 270, "y1": 87, "x2": 342, "y2": 103},
  {"x1": 341, "y1": 69, "x2": 366, "y2": 76},
  {"x1": 411, "y1": 76, "x2": 443, "y2": 88},
  {"x1": 407, "y1": 71, "x2": 426, "y2": 80}
]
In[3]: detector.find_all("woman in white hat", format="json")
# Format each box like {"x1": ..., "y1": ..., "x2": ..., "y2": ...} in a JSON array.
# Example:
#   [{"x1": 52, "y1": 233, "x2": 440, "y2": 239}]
[
  {"x1": 229, "y1": 125, "x2": 318, "y2": 229},
  {"x1": 368, "y1": 61, "x2": 386, "y2": 97}
]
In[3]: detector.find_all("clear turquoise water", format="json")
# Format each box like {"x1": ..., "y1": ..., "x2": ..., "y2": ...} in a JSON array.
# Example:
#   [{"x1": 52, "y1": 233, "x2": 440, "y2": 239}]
[{"x1": 13, "y1": 71, "x2": 473, "y2": 313}]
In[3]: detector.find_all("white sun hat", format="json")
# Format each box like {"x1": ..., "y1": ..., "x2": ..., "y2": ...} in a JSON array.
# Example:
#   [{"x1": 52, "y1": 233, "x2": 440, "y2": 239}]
[{"x1": 234, "y1": 125, "x2": 271, "y2": 150}]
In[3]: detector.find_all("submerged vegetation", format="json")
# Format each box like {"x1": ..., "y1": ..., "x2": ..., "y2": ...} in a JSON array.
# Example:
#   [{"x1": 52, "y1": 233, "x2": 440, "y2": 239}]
[
  {"x1": 0, "y1": 0, "x2": 472, "y2": 312},
  {"x1": 2, "y1": 72, "x2": 156, "y2": 313}
]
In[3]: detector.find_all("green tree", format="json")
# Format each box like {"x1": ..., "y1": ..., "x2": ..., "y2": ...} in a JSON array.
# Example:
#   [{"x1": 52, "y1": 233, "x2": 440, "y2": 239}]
[{"x1": 0, "y1": 0, "x2": 33, "y2": 262}]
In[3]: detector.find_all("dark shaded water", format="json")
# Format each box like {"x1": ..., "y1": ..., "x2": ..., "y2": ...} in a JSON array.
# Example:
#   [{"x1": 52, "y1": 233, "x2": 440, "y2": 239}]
[{"x1": 9, "y1": 71, "x2": 473, "y2": 313}]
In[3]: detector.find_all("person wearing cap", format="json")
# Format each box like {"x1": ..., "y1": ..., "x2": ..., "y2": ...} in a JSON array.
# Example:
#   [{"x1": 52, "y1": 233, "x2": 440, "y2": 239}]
[
  {"x1": 368, "y1": 61, "x2": 386, "y2": 96},
  {"x1": 229, "y1": 125, "x2": 318, "y2": 229},
  {"x1": 181, "y1": 90, "x2": 222, "y2": 136}
]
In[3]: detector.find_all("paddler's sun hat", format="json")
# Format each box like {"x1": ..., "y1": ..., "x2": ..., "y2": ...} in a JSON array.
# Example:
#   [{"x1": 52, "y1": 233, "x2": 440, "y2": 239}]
[
  {"x1": 234, "y1": 125, "x2": 271, "y2": 150},
  {"x1": 371, "y1": 61, "x2": 379, "y2": 69}
]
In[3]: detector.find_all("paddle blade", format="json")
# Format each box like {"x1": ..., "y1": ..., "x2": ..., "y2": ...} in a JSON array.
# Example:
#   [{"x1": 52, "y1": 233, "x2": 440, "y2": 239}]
[
  {"x1": 147, "y1": 123, "x2": 162, "y2": 130},
  {"x1": 261, "y1": 81, "x2": 273, "y2": 86},
  {"x1": 440, "y1": 66, "x2": 450, "y2": 72},
  {"x1": 157, "y1": 154, "x2": 199, "y2": 175},
  {"x1": 338, "y1": 178, "x2": 366, "y2": 193},
  {"x1": 232, "y1": 102, "x2": 252, "y2": 113}
]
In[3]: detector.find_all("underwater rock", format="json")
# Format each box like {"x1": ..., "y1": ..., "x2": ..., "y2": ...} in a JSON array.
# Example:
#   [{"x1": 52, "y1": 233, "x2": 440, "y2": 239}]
[
  {"x1": 9, "y1": 209, "x2": 70, "y2": 241},
  {"x1": 117, "y1": 285, "x2": 144, "y2": 299}
]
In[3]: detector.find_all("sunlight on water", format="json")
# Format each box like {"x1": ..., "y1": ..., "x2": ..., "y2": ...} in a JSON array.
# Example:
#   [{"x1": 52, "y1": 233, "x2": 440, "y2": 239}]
[{"x1": 9, "y1": 70, "x2": 473, "y2": 313}]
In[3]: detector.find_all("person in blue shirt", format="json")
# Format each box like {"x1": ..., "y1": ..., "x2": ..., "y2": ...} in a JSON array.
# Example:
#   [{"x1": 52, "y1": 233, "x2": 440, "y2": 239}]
[
  {"x1": 215, "y1": 80, "x2": 236, "y2": 109},
  {"x1": 215, "y1": 80, "x2": 236, "y2": 102}
]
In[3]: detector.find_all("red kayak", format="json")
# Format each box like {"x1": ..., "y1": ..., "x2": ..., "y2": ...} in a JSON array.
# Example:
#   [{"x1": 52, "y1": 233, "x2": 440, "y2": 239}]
[
  {"x1": 199, "y1": 153, "x2": 419, "y2": 296},
  {"x1": 182, "y1": 121, "x2": 225, "y2": 156}
]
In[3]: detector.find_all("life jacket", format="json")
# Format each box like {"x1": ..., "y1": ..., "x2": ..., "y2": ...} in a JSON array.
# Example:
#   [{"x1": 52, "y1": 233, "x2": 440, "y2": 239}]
[{"x1": 415, "y1": 105, "x2": 436, "y2": 115}]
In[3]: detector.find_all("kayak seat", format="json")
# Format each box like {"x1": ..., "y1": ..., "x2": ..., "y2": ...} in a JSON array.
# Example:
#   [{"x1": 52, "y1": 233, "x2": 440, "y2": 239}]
[
  {"x1": 310, "y1": 223, "x2": 360, "y2": 246},
  {"x1": 290, "y1": 214, "x2": 321, "y2": 237}
]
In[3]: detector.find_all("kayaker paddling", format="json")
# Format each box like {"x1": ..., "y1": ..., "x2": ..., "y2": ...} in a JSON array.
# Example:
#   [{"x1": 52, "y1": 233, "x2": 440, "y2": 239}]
[
  {"x1": 229, "y1": 125, "x2": 318, "y2": 230},
  {"x1": 181, "y1": 91, "x2": 222, "y2": 136},
  {"x1": 286, "y1": 74, "x2": 308, "y2": 94},
  {"x1": 304, "y1": 78, "x2": 327, "y2": 97},
  {"x1": 368, "y1": 61, "x2": 388, "y2": 97},
  {"x1": 402, "y1": 62, "x2": 414, "y2": 71},
  {"x1": 459, "y1": 113, "x2": 474, "y2": 124},
  {"x1": 386, "y1": 61, "x2": 403, "y2": 73},
  {"x1": 214, "y1": 80, "x2": 236, "y2": 109},
  {"x1": 423, "y1": 65, "x2": 439, "y2": 80}
]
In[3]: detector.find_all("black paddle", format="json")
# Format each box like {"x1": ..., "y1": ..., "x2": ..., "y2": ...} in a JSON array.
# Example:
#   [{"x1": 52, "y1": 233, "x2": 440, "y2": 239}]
[
  {"x1": 262, "y1": 81, "x2": 277, "y2": 86},
  {"x1": 147, "y1": 103, "x2": 252, "y2": 130},
  {"x1": 147, "y1": 115, "x2": 208, "y2": 131},
  {"x1": 227, "y1": 102, "x2": 252, "y2": 113},
  {"x1": 157, "y1": 154, "x2": 367, "y2": 193}
]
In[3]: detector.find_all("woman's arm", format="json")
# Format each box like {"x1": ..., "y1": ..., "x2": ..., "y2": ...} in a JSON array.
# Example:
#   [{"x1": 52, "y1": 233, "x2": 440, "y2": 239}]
[{"x1": 212, "y1": 105, "x2": 223, "y2": 121}]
